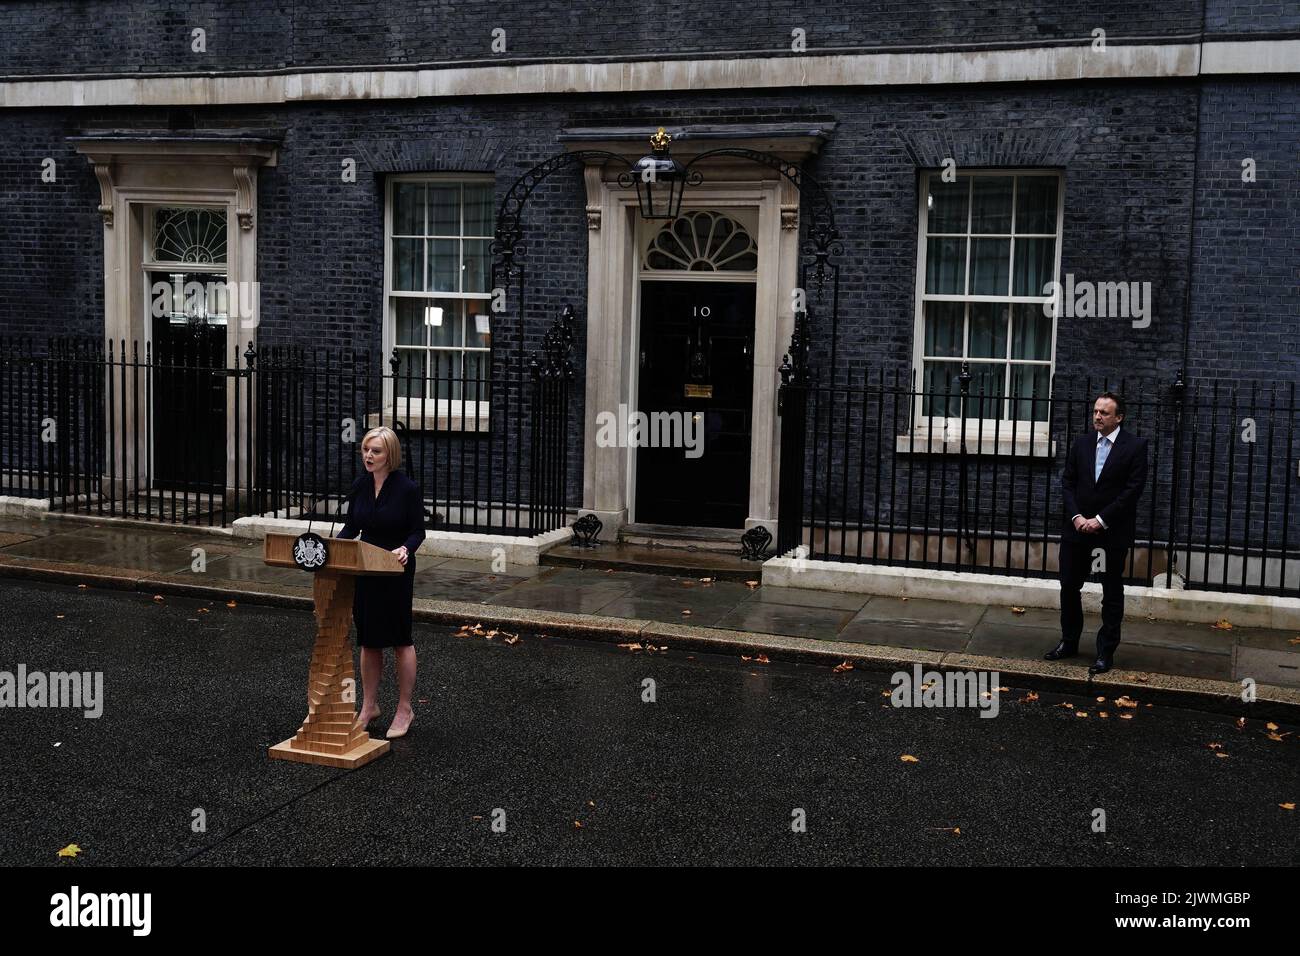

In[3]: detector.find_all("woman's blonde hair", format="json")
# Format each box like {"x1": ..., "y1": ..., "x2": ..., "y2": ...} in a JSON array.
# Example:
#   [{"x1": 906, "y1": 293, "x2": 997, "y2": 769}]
[{"x1": 360, "y1": 426, "x2": 403, "y2": 471}]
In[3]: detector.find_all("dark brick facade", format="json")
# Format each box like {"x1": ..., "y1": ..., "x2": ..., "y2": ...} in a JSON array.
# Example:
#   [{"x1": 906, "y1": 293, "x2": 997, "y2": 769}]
[{"x1": 0, "y1": 3, "x2": 1295, "y2": 532}]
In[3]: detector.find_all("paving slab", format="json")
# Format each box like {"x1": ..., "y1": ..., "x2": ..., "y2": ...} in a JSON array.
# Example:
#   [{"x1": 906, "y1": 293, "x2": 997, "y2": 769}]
[
  {"x1": 712, "y1": 600, "x2": 857, "y2": 641},
  {"x1": 1234, "y1": 646, "x2": 1300, "y2": 688}
]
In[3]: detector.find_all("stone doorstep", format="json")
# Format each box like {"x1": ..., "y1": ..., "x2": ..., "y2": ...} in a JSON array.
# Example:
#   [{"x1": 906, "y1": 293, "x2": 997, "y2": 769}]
[
  {"x1": 762, "y1": 555, "x2": 1300, "y2": 631},
  {"x1": 2, "y1": 557, "x2": 1298, "y2": 723}
]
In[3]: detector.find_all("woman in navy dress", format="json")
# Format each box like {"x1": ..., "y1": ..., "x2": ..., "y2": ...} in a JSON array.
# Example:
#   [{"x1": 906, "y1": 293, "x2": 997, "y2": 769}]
[{"x1": 336, "y1": 426, "x2": 426, "y2": 739}]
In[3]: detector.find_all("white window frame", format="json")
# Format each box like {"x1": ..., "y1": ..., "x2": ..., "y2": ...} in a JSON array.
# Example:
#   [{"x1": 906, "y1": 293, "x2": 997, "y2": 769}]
[
  {"x1": 382, "y1": 172, "x2": 495, "y2": 432},
  {"x1": 905, "y1": 168, "x2": 1065, "y2": 456}
]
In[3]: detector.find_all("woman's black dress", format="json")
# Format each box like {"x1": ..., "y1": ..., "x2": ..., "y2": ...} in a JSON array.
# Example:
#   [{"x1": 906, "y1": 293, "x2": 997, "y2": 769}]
[{"x1": 336, "y1": 470, "x2": 426, "y2": 648}]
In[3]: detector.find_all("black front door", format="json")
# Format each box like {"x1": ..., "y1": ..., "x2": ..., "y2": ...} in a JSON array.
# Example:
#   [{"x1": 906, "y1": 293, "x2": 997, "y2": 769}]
[
  {"x1": 150, "y1": 274, "x2": 227, "y2": 489},
  {"x1": 635, "y1": 280, "x2": 755, "y2": 528}
]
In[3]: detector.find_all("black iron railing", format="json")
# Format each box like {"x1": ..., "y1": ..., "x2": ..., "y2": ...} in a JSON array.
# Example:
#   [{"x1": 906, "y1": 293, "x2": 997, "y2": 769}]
[
  {"x1": 776, "y1": 366, "x2": 1300, "y2": 599},
  {"x1": 0, "y1": 308, "x2": 578, "y2": 535}
]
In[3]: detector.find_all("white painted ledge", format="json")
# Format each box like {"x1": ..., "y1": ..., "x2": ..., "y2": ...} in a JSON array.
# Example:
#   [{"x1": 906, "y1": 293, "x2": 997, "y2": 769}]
[
  {"x1": 230, "y1": 515, "x2": 571, "y2": 566},
  {"x1": 3, "y1": 39, "x2": 1297, "y2": 109},
  {"x1": 0, "y1": 495, "x2": 51, "y2": 516},
  {"x1": 762, "y1": 553, "x2": 1300, "y2": 630}
]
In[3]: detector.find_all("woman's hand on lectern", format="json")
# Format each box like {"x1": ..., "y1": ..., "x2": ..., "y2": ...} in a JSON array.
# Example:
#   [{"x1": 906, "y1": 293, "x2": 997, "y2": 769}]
[{"x1": 392, "y1": 545, "x2": 409, "y2": 566}]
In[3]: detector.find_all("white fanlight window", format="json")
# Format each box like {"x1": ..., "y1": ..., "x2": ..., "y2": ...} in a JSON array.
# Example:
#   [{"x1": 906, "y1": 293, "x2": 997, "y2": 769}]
[
  {"x1": 144, "y1": 206, "x2": 231, "y2": 329},
  {"x1": 641, "y1": 209, "x2": 758, "y2": 274}
]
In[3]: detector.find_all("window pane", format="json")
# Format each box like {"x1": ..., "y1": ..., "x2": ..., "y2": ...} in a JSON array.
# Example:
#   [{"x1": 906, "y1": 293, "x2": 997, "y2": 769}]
[
  {"x1": 393, "y1": 183, "x2": 424, "y2": 236},
  {"x1": 926, "y1": 176, "x2": 968, "y2": 233},
  {"x1": 429, "y1": 350, "x2": 462, "y2": 401},
  {"x1": 464, "y1": 184, "x2": 494, "y2": 236},
  {"x1": 964, "y1": 363, "x2": 1007, "y2": 419},
  {"x1": 921, "y1": 361, "x2": 963, "y2": 418},
  {"x1": 426, "y1": 298, "x2": 463, "y2": 348},
  {"x1": 429, "y1": 184, "x2": 459, "y2": 236},
  {"x1": 462, "y1": 239, "x2": 491, "y2": 294},
  {"x1": 1012, "y1": 237, "x2": 1055, "y2": 296},
  {"x1": 1016, "y1": 177, "x2": 1058, "y2": 233},
  {"x1": 466, "y1": 301, "x2": 491, "y2": 349},
  {"x1": 394, "y1": 348, "x2": 426, "y2": 399},
  {"x1": 971, "y1": 177, "x2": 1013, "y2": 233},
  {"x1": 395, "y1": 299, "x2": 425, "y2": 346},
  {"x1": 1011, "y1": 303, "x2": 1053, "y2": 360},
  {"x1": 428, "y1": 239, "x2": 459, "y2": 292},
  {"x1": 968, "y1": 303, "x2": 1009, "y2": 359},
  {"x1": 925, "y1": 237, "x2": 966, "y2": 294},
  {"x1": 393, "y1": 238, "x2": 423, "y2": 291},
  {"x1": 970, "y1": 238, "x2": 1010, "y2": 295},
  {"x1": 923, "y1": 302, "x2": 963, "y2": 357},
  {"x1": 463, "y1": 352, "x2": 490, "y2": 402},
  {"x1": 1010, "y1": 364, "x2": 1051, "y2": 422}
]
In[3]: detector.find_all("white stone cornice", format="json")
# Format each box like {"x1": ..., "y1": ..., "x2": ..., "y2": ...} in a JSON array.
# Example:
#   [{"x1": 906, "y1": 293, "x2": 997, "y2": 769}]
[{"x1": 4, "y1": 39, "x2": 1298, "y2": 109}]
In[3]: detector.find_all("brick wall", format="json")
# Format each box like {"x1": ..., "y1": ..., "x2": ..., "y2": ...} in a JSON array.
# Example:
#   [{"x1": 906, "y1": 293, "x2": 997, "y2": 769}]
[{"x1": 0, "y1": 1, "x2": 1212, "y2": 76}]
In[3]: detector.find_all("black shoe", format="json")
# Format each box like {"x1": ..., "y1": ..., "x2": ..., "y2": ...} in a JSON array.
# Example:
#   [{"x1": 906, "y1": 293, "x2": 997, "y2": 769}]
[
  {"x1": 1088, "y1": 655, "x2": 1114, "y2": 676},
  {"x1": 1044, "y1": 640, "x2": 1079, "y2": 661}
]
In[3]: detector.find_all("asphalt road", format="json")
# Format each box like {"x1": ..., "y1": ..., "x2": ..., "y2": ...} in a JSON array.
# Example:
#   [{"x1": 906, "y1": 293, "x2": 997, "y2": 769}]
[{"x1": 0, "y1": 578, "x2": 1296, "y2": 866}]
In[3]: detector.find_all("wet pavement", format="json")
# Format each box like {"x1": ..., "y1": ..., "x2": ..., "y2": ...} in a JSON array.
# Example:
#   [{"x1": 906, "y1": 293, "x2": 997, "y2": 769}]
[
  {"x1": 1, "y1": 514, "x2": 1297, "y2": 689},
  {"x1": 0, "y1": 577, "x2": 1297, "y2": 866}
]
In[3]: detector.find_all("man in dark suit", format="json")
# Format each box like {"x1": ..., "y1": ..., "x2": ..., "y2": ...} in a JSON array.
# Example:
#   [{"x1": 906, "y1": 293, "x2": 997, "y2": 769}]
[{"x1": 1045, "y1": 392, "x2": 1149, "y2": 675}]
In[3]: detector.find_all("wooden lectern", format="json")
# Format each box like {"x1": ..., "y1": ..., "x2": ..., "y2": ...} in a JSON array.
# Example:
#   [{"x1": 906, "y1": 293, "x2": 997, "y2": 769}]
[{"x1": 263, "y1": 532, "x2": 406, "y2": 769}]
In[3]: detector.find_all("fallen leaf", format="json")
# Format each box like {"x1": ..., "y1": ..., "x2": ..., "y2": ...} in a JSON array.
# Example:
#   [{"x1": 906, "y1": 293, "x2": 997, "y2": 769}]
[
  {"x1": 1207, "y1": 742, "x2": 1223, "y2": 749},
  {"x1": 55, "y1": 614, "x2": 64, "y2": 620},
  {"x1": 754, "y1": 654, "x2": 770, "y2": 665},
  {"x1": 57, "y1": 844, "x2": 81, "y2": 858},
  {"x1": 504, "y1": 635, "x2": 520, "y2": 645},
  {"x1": 225, "y1": 600, "x2": 237, "y2": 608},
  {"x1": 1022, "y1": 691, "x2": 1040, "y2": 703},
  {"x1": 833, "y1": 661, "x2": 853, "y2": 673},
  {"x1": 1266, "y1": 722, "x2": 1279, "y2": 731},
  {"x1": 740, "y1": 655, "x2": 752, "y2": 662},
  {"x1": 1119, "y1": 713, "x2": 1134, "y2": 720},
  {"x1": 901, "y1": 597, "x2": 909, "y2": 602},
  {"x1": 1212, "y1": 618, "x2": 1233, "y2": 630},
  {"x1": 1056, "y1": 702, "x2": 1075, "y2": 709},
  {"x1": 197, "y1": 607, "x2": 209, "y2": 614},
  {"x1": 1010, "y1": 606, "x2": 1026, "y2": 615},
  {"x1": 1099, "y1": 711, "x2": 1110, "y2": 718},
  {"x1": 1096, "y1": 696, "x2": 1106, "y2": 703},
  {"x1": 1289, "y1": 637, "x2": 1300, "y2": 645},
  {"x1": 881, "y1": 690, "x2": 892, "y2": 697},
  {"x1": 152, "y1": 594, "x2": 165, "y2": 603},
  {"x1": 1266, "y1": 732, "x2": 1285, "y2": 742},
  {"x1": 900, "y1": 755, "x2": 919, "y2": 763},
  {"x1": 699, "y1": 577, "x2": 714, "y2": 584},
  {"x1": 587, "y1": 800, "x2": 595, "y2": 807},
  {"x1": 996, "y1": 686, "x2": 1009, "y2": 693},
  {"x1": 1076, "y1": 711, "x2": 1089, "y2": 718},
  {"x1": 1114, "y1": 696, "x2": 1139, "y2": 709},
  {"x1": 573, "y1": 821, "x2": 583, "y2": 829},
  {"x1": 1236, "y1": 717, "x2": 1247, "y2": 730},
  {"x1": 681, "y1": 609, "x2": 693, "y2": 616},
  {"x1": 77, "y1": 584, "x2": 87, "y2": 589},
  {"x1": 745, "y1": 580, "x2": 759, "y2": 589},
  {"x1": 617, "y1": 642, "x2": 642, "y2": 652},
  {"x1": 933, "y1": 826, "x2": 961, "y2": 835},
  {"x1": 53, "y1": 742, "x2": 61, "y2": 747},
  {"x1": 471, "y1": 815, "x2": 483, "y2": 820},
  {"x1": 1280, "y1": 803, "x2": 1296, "y2": 811},
  {"x1": 1215, "y1": 752, "x2": 1231, "y2": 759}
]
